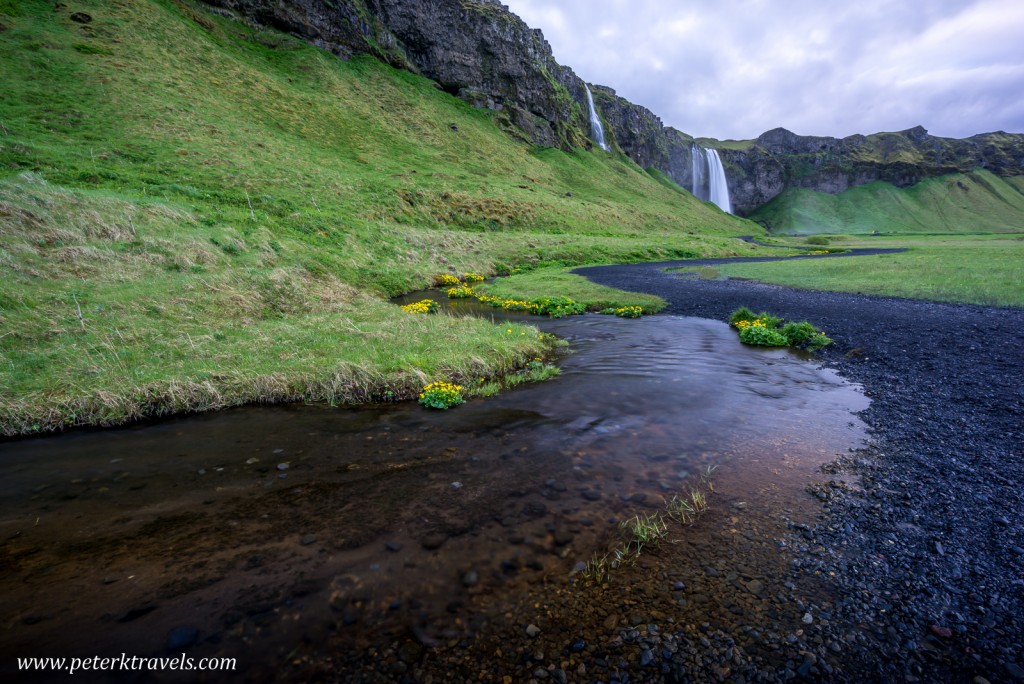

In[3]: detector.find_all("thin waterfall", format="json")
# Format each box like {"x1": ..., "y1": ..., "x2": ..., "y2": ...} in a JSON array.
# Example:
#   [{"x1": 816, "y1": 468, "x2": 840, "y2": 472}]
[
  {"x1": 585, "y1": 85, "x2": 610, "y2": 151},
  {"x1": 691, "y1": 144, "x2": 732, "y2": 214},
  {"x1": 691, "y1": 143, "x2": 706, "y2": 201}
]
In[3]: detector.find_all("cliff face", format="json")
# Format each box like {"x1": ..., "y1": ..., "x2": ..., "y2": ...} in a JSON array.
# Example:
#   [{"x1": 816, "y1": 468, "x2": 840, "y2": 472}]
[
  {"x1": 204, "y1": 0, "x2": 1024, "y2": 216},
  {"x1": 205, "y1": 0, "x2": 592, "y2": 148},
  {"x1": 719, "y1": 127, "x2": 1024, "y2": 214}
]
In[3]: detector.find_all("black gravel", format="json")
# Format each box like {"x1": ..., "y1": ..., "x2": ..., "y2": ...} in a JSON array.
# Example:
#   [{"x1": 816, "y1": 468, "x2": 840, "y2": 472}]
[{"x1": 574, "y1": 255, "x2": 1024, "y2": 683}]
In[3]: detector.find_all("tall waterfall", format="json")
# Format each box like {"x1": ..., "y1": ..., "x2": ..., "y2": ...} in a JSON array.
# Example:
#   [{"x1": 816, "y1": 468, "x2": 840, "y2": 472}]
[
  {"x1": 690, "y1": 144, "x2": 732, "y2": 214},
  {"x1": 585, "y1": 85, "x2": 610, "y2": 151}
]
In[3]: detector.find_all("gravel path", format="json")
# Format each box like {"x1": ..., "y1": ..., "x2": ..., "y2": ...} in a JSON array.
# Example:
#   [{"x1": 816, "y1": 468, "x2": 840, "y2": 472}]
[{"x1": 575, "y1": 256, "x2": 1024, "y2": 683}]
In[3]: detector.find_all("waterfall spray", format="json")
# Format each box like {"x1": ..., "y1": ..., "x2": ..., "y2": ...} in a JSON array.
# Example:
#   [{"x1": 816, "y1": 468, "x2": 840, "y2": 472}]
[{"x1": 585, "y1": 85, "x2": 610, "y2": 151}]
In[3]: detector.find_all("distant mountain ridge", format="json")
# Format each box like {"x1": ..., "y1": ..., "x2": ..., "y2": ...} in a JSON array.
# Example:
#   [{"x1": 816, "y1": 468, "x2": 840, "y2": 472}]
[{"x1": 205, "y1": 0, "x2": 1024, "y2": 216}]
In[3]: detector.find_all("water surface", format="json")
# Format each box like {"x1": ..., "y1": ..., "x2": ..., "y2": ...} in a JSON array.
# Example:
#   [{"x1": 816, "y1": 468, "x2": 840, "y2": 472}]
[{"x1": 0, "y1": 309, "x2": 867, "y2": 680}]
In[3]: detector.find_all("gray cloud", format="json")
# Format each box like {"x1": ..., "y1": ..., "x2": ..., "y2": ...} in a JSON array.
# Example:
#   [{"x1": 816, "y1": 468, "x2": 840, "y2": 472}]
[{"x1": 502, "y1": 0, "x2": 1024, "y2": 139}]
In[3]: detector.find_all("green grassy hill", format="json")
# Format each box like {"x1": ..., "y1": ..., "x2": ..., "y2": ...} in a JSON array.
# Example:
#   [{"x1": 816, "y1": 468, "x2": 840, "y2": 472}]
[
  {"x1": 0, "y1": 0, "x2": 759, "y2": 434},
  {"x1": 750, "y1": 170, "x2": 1024, "y2": 235}
]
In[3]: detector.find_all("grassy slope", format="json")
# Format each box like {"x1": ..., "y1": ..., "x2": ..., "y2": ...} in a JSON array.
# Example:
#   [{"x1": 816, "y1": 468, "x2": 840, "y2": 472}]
[
  {"x1": 750, "y1": 170, "x2": 1024, "y2": 235},
  {"x1": 0, "y1": 0, "x2": 761, "y2": 434},
  {"x1": 715, "y1": 235, "x2": 1024, "y2": 307}
]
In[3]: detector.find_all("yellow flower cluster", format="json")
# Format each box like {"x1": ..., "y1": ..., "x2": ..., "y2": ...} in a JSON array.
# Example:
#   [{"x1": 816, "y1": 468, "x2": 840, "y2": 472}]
[
  {"x1": 476, "y1": 294, "x2": 503, "y2": 305},
  {"x1": 446, "y1": 285, "x2": 475, "y2": 299},
  {"x1": 499, "y1": 298, "x2": 533, "y2": 312},
  {"x1": 401, "y1": 299, "x2": 439, "y2": 314},
  {"x1": 419, "y1": 381, "x2": 464, "y2": 409},
  {"x1": 436, "y1": 274, "x2": 462, "y2": 286},
  {"x1": 463, "y1": 272, "x2": 485, "y2": 284},
  {"x1": 734, "y1": 318, "x2": 767, "y2": 330},
  {"x1": 614, "y1": 306, "x2": 644, "y2": 318}
]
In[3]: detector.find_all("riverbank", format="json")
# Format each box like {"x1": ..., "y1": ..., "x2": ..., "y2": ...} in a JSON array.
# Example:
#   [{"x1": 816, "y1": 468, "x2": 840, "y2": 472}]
[{"x1": 578, "y1": 259, "x2": 1024, "y2": 682}]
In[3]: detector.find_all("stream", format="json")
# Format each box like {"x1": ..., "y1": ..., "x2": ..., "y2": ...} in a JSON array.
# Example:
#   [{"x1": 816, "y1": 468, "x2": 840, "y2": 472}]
[{"x1": 0, "y1": 298, "x2": 869, "y2": 682}]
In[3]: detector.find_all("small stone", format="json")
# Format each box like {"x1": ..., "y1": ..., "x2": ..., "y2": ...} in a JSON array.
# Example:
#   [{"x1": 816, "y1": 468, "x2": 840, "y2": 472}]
[
  {"x1": 385, "y1": 541, "x2": 402, "y2": 552},
  {"x1": 421, "y1": 533, "x2": 448, "y2": 550},
  {"x1": 582, "y1": 489, "x2": 601, "y2": 501},
  {"x1": 398, "y1": 641, "x2": 423, "y2": 664},
  {"x1": 273, "y1": 448, "x2": 284, "y2": 454},
  {"x1": 1007, "y1": 663, "x2": 1024, "y2": 680},
  {"x1": 276, "y1": 463, "x2": 289, "y2": 471},
  {"x1": 450, "y1": 481, "x2": 463, "y2": 491},
  {"x1": 640, "y1": 649, "x2": 655, "y2": 667},
  {"x1": 300, "y1": 534, "x2": 317, "y2": 546},
  {"x1": 533, "y1": 668, "x2": 549, "y2": 680},
  {"x1": 165, "y1": 626, "x2": 199, "y2": 651},
  {"x1": 462, "y1": 570, "x2": 478, "y2": 587},
  {"x1": 929, "y1": 624, "x2": 952, "y2": 638},
  {"x1": 673, "y1": 581, "x2": 685, "y2": 591},
  {"x1": 802, "y1": 612, "x2": 813, "y2": 625},
  {"x1": 553, "y1": 530, "x2": 574, "y2": 546},
  {"x1": 934, "y1": 541, "x2": 945, "y2": 556},
  {"x1": 746, "y1": 580, "x2": 764, "y2": 595},
  {"x1": 245, "y1": 457, "x2": 259, "y2": 465},
  {"x1": 526, "y1": 623, "x2": 541, "y2": 638},
  {"x1": 569, "y1": 639, "x2": 586, "y2": 653}
]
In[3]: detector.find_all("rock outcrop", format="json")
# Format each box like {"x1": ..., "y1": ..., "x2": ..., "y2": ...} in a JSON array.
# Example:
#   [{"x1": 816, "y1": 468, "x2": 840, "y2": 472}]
[
  {"x1": 203, "y1": 0, "x2": 1024, "y2": 216},
  {"x1": 205, "y1": 0, "x2": 595, "y2": 148},
  {"x1": 719, "y1": 127, "x2": 1024, "y2": 214}
]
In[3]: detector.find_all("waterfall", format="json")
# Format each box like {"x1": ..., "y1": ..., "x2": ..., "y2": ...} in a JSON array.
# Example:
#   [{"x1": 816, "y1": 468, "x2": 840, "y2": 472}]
[
  {"x1": 705, "y1": 148, "x2": 732, "y2": 214},
  {"x1": 690, "y1": 144, "x2": 732, "y2": 214},
  {"x1": 585, "y1": 85, "x2": 610, "y2": 151},
  {"x1": 691, "y1": 143, "x2": 706, "y2": 201}
]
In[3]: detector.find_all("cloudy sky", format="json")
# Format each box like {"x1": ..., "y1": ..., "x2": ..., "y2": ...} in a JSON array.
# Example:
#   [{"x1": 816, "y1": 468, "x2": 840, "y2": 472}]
[{"x1": 502, "y1": 0, "x2": 1024, "y2": 141}]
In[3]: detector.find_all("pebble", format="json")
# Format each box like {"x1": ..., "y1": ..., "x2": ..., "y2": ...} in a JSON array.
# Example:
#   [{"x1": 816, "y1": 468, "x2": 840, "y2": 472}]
[
  {"x1": 553, "y1": 530, "x2": 574, "y2": 546},
  {"x1": 300, "y1": 534, "x2": 317, "y2": 546},
  {"x1": 276, "y1": 462, "x2": 289, "y2": 471},
  {"x1": 385, "y1": 541, "x2": 402, "y2": 552},
  {"x1": 165, "y1": 626, "x2": 199, "y2": 651},
  {"x1": 526, "y1": 624, "x2": 541, "y2": 638},
  {"x1": 802, "y1": 612, "x2": 813, "y2": 624},
  {"x1": 462, "y1": 570, "x2": 478, "y2": 587},
  {"x1": 421, "y1": 533, "x2": 447, "y2": 550},
  {"x1": 450, "y1": 481, "x2": 463, "y2": 491}
]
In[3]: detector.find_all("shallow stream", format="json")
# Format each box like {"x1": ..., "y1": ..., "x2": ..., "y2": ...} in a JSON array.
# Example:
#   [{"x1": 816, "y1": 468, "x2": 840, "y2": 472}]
[{"x1": 0, "y1": 300, "x2": 868, "y2": 681}]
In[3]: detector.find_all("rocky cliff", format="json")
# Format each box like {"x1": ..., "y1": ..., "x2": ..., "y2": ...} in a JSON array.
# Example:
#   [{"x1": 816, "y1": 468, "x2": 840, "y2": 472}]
[
  {"x1": 203, "y1": 0, "x2": 1024, "y2": 216},
  {"x1": 718, "y1": 126, "x2": 1024, "y2": 214},
  {"x1": 204, "y1": 0, "x2": 595, "y2": 148}
]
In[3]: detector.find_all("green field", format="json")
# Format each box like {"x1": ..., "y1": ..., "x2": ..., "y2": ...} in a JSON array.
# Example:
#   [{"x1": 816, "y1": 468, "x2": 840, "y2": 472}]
[
  {"x1": 0, "y1": 0, "x2": 759, "y2": 435},
  {"x1": 712, "y1": 235, "x2": 1024, "y2": 307}
]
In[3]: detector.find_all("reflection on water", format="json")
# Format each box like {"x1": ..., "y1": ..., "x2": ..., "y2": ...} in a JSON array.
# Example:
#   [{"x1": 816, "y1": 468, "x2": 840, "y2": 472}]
[{"x1": 0, "y1": 311, "x2": 867, "y2": 680}]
